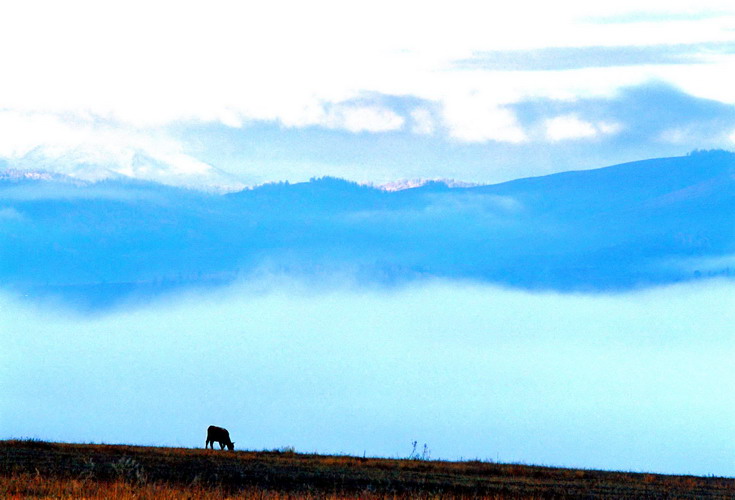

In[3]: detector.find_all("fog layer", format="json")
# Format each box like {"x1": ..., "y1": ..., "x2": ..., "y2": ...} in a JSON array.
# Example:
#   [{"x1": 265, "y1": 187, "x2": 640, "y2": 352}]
[{"x1": 2, "y1": 279, "x2": 732, "y2": 476}]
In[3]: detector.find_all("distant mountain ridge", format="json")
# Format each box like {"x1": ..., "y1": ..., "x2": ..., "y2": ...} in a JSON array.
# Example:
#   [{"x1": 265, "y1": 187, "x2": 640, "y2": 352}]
[
  {"x1": 2, "y1": 150, "x2": 734, "y2": 308},
  {"x1": 375, "y1": 178, "x2": 479, "y2": 191},
  {"x1": 0, "y1": 168, "x2": 83, "y2": 184}
]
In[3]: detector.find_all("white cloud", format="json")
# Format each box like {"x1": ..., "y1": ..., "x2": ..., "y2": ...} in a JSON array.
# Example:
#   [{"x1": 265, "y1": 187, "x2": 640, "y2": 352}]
[
  {"x1": 0, "y1": 1, "x2": 733, "y2": 183},
  {"x1": 597, "y1": 121, "x2": 623, "y2": 135},
  {"x1": 544, "y1": 114, "x2": 622, "y2": 141},
  {"x1": 442, "y1": 95, "x2": 528, "y2": 143},
  {"x1": 658, "y1": 123, "x2": 732, "y2": 147},
  {"x1": 659, "y1": 127, "x2": 692, "y2": 144},
  {"x1": 545, "y1": 115, "x2": 597, "y2": 141},
  {"x1": 1, "y1": 1, "x2": 732, "y2": 128},
  {"x1": 410, "y1": 108, "x2": 435, "y2": 135},
  {"x1": 324, "y1": 105, "x2": 405, "y2": 133}
]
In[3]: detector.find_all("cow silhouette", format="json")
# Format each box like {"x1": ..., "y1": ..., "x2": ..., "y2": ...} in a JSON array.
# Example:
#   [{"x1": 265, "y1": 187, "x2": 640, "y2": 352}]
[{"x1": 206, "y1": 425, "x2": 235, "y2": 451}]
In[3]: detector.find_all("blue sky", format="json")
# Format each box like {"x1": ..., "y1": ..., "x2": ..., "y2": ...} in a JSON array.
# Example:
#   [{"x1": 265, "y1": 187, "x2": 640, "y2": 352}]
[{"x1": 2, "y1": 1, "x2": 735, "y2": 188}]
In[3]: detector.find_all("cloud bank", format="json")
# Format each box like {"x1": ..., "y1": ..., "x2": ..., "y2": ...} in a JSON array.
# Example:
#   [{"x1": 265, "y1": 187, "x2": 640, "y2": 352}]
[
  {"x1": 1, "y1": 2, "x2": 735, "y2": 186},
  {"x1": 2, "y1": 279, "x2": 733, "y2": 476}
]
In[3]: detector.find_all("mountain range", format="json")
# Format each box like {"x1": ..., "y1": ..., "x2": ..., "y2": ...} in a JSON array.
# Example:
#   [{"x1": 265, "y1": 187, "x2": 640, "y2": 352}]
[{"x1": 2, "y1": 150, "x2": 734, "y2": 309}]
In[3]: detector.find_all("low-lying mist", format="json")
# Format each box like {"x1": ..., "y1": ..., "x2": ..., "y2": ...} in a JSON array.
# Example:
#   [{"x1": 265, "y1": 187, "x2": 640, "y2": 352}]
[{"x1": 2, "y1": 278, "x2": 733, "y2": 476}]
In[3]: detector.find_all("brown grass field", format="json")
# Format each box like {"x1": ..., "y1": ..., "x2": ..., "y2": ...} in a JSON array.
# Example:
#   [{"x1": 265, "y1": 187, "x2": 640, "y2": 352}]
[{"x1": 1, "y1": 439, "x2": 733, "y2": 499}]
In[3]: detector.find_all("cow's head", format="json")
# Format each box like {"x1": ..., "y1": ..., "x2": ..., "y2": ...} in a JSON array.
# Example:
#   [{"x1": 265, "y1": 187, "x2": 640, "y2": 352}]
[{"x1": 226, "y1": 441, "x2": 235, "y2": 451}]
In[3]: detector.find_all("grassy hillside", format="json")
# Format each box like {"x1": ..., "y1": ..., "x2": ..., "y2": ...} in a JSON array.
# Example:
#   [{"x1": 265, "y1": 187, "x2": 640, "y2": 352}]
[{"x1": 1, "y1": 440, "x2": 732, "y2": 498}]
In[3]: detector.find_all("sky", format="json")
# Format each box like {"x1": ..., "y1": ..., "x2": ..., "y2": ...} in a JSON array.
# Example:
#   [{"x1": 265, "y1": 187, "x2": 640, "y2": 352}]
[
  {"x1": 2, "y1": 1, "x2": 735, "y2": 188},
  {"x1": 2, "y1": 0, "x2": 735, "y2": 478}
]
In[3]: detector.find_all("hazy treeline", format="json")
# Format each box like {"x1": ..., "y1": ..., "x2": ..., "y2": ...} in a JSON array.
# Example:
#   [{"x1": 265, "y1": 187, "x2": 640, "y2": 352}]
[{"x1": 2, "y1": 150, "x2": 735, "y2": 308}]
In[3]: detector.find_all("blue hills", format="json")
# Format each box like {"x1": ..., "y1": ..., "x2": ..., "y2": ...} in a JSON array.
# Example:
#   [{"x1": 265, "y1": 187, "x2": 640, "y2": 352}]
[{"x1": 2, "y1": 150, "x2": 735, "y2": 309}]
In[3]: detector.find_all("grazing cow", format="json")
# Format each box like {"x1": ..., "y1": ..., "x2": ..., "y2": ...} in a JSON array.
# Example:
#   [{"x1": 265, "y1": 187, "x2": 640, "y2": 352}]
[{"x1": 206, "y1": 425, "x2": 235, "y2": 451}]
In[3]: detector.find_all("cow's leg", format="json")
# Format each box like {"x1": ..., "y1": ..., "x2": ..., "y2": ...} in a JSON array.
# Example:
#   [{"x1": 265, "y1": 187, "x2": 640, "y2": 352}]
[{"x1": 219, "y1": 442, "x2": 225, "y2": 450}]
